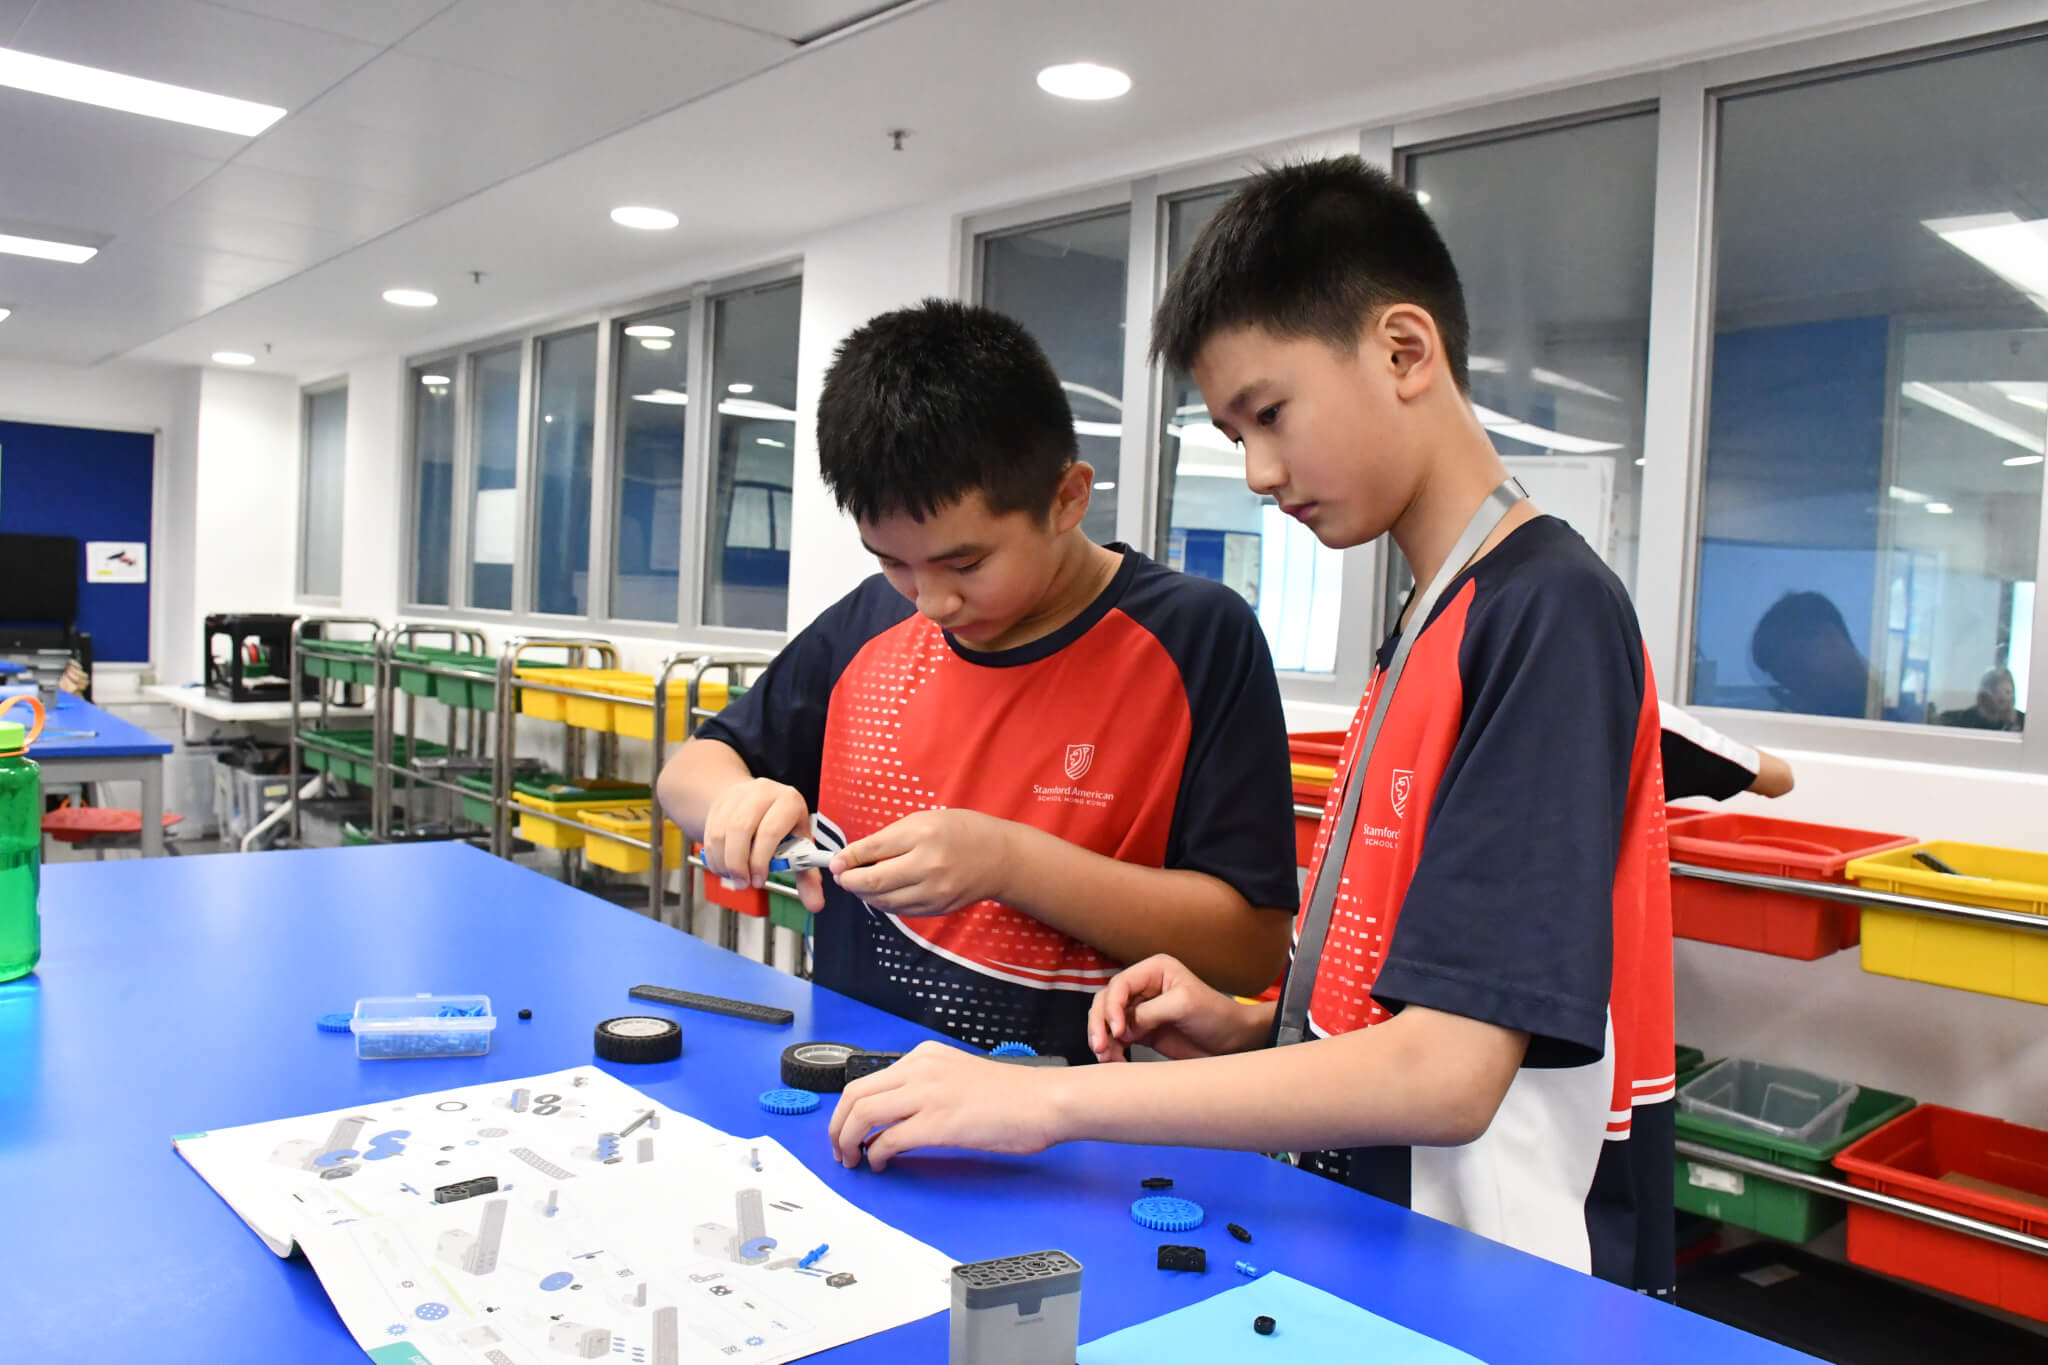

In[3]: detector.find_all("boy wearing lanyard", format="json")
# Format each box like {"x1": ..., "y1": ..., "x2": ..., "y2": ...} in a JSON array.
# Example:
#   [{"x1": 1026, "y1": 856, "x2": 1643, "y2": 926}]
[{"x1": 828, "y1": 157, "x2": 1682, "y2": 1297}]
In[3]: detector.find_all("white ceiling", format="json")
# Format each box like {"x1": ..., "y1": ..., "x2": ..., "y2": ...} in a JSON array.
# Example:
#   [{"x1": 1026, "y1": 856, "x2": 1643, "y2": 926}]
[{"x1": 0, "y1": 0, "x2": 1979, "y2": 375}]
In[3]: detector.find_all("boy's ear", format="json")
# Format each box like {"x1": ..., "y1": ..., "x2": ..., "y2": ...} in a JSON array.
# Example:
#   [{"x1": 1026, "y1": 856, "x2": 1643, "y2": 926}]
[
  {"x1": 1376, "y1": 303, "x2": 1442, "y2": 402},
  {"x1": 1048, "y1": 461, "x2": 1095, "y2": 535}
]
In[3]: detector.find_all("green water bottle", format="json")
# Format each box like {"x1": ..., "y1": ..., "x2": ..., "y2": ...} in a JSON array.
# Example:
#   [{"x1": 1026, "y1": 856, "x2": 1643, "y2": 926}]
[{"x1": 0, "y1": 695, "x2": 45, "y2": 983}]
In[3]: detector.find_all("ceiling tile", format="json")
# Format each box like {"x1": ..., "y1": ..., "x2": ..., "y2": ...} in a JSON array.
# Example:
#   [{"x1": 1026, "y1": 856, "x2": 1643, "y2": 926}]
[
  {"x1": 177, "y1": 161, "x2": 433, "y2": 237},
  {"x1": 11, "y1": 0, "x2": 381, "y2": 112},
  {"x1": 233, "y1": 106, "x2": 531, "y2": 200},
  {"x1": 196, "y1": 0, "x2": 453, "y2": 46},
  {"x1": 654, "y1": 0, "x2": 902, "y2": 43},
  {"x1": 0, "y1": 93, "x2": 228, "y2": 234}
]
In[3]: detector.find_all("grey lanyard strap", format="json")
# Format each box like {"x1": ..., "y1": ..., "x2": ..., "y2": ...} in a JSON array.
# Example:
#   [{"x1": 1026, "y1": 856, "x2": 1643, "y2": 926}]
[{"x1": 1273, "y1": 478, "x2": 1527, "y2": 1047}]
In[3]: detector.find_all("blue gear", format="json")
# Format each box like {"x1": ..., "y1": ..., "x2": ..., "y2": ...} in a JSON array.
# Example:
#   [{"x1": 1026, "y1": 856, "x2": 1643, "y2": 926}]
[
  {"x1": 317, "y1": 1012, "x2": 353, "y2": 1032},
  {"x1": 759, "y1": 1088, "x2": 820, "y2": 1115},
  {"x1": 739, "y1": 1236, "x2": 777, "y2": 1261},
  {"x1": 988, "y1": 1042, "x2": 1037, "y2": 1057},
  {"x1": 1131, "y1": 1196, "x2": 1204, "y2": 1233}
]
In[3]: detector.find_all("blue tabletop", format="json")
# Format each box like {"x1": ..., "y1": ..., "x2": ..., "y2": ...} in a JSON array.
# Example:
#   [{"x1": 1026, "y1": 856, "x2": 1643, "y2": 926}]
[
  {"x1": 26, "y1": 694, "x2": 172, "y2": 759},
  {"x1": 0, "y1": 845, "x2": 1815, "y2": 1363}
]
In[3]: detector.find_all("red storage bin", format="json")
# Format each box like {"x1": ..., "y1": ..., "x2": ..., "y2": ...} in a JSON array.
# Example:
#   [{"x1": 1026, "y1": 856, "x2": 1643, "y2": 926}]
[
  {"x1": 1666, "y1": 812, "x2": 1914, "y2": 960},
  {"x1": 694, "y1": 844, "x2": 770, "y2": 918},
  {"x1": 1833, "y1": 1105, "x2": 2048, "y2": 1322}
]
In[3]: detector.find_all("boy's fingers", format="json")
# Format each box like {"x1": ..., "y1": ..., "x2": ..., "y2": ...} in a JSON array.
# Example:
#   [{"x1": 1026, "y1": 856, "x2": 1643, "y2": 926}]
[
  {"x1": 831, "y1": 823, "x2": 915, "y2": 875},
  {"x1": 796, "y1": 869, "x2": 825, "y2": 912},
  {"x1": 832, "y1": 1088, "x2": 923, "y2": 1167},
  {"x1": 1127, "y1": 991, "x2": 1192, "y2": 1040},
  {"x1": 833, "y1": 852, "x2": 922, "y2": 899},
  {"x1": 748, "y1": 799, "x2": 801, "y2": 886},
  {"x1": 861, "y1": 1116, "x2": 936, "y2": 1172}
]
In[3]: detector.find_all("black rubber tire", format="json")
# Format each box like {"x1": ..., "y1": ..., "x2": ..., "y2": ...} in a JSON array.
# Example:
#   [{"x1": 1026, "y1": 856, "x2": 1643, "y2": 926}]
[
  {"x1": 780, "y1": 1041, "x2": 860, "y2": 1092},
  {"x1": 594, "y1": 1015, "x2": 682, "y2": 1064}
]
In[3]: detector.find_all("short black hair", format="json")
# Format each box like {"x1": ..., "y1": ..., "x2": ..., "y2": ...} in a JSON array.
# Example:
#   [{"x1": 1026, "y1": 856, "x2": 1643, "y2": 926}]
[
  {"x1": 1152, "y1": 156, "x2": 1470, "y2": 390},
  {"x1": 1751, "y1": 591, "x2": 1851, "y2": 679},
  {"x1": 817, "y1": 299, "x2": 1077, "y2": 524}
]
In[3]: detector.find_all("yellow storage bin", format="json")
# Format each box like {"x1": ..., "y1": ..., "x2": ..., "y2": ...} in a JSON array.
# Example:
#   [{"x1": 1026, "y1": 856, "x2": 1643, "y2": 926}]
[
  {"x1": 582, "y1": 806, "x2": 685, "y2": 875},
  {"x1": 1847, "y1": 841, "x2": 2048, "y2": 1005},
  {"x1": 510, "y1": 780, "x2": 651, "y2": 850},
  {"x1": 516, "y1": 667, "x2": 637, "y2": 725},
  {"x1": 603, "y1": 677, "x2": 733, "y2": 742}
]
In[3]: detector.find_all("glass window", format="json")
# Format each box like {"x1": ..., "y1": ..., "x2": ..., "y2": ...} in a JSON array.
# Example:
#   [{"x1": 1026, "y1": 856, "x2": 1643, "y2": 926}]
[
  {"x1": 532, "y1": 327, "x2": 597, "y2": 617},
  {"x1": 1407, "y1": 112, "x2": 1657, "y2": 594},
  {"x1": 301, "y1": 386, "x2": 346, "y2": 598},
  {"x1": 613, "y1": 304, "x2": 691, "y2": 623},
  {"x1": 1156, "y1": 189, "x2": 1345, "y2": 673},
  {"x1": 467, "y1": 344, "x2": 522, "y2": 612},
  {"x1": 410, "y1": 364, "x2": 457, "y2": 606},
  {"x1": 1692, "y1": 39, "x2": 2045, "y2": 732},
  {"x1": 703, "y1": 278, "x2": 800, "y2": 631},
  {"x1": 979, "y1": 209, "x2": 1129, "y2": 544}
]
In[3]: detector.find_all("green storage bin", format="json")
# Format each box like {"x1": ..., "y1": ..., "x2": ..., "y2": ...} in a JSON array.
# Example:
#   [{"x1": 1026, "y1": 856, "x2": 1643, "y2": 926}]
[
  {"x1": 342, "y1": 822, "x2": 376, "y2": 847},
  {"x1": 1676, "y1": 1044, "x2": 1707, "y2": 1080},
  {"x1": 299, "y1": 729, "x2": 446, "y2": 786},
  {"x1": 452, "y1": 772, "x2": 646, "y2": 829},
  {"x1": 767, "y1": 871, "x2": 813, "y2": 937},
  {"x1": 1674, "y1": 1080, "x2": 1916, "y2": 1243}
]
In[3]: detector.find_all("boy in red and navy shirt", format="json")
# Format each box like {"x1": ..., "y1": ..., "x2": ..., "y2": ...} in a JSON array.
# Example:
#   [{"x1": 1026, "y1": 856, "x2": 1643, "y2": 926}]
[
  {"x1": 827, "y1": 160, "x2": 1683, "y2": 1298},
  {"x1": 658, "y1": 301, "x2": 1298, "y2": 1064}
]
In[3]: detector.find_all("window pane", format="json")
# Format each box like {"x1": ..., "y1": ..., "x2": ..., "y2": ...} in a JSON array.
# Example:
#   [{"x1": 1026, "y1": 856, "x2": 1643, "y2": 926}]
[
  {"x1": 613, "y1": 304, "x2": 691, "y2": 622},
  {"x1": 468, "y1": 344, "x2": 522, "y2": 611},
  {"x1": 532, "y1": 327, "x2": 597, "y2": 616},
  {"x1": 1156, "y1": 189, "x2": 1345, "y2": 673},
  {"x1": 703, "y1": 279, "x2": 800, "y2": 630},
  {"x1": 411, "y1": 364, "x2": 456, "y2": 605},
  {"x1": 302, "y1": 386, "x2": 346, "y2": 598},
  {"x1": 1408, "y1": 112, "x2": 1656, "y2": 593},
  {"x1": 980, "y1": 209, "x2": 1129, "y2": 544},
  {"x1": 1692, "y1": 40, "x2": 2045, "y2": 732}
]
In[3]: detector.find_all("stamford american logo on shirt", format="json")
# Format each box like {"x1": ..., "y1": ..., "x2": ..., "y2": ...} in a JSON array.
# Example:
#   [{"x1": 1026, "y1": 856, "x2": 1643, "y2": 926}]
[
  {"x1": 1390, "y1": 768, "x2": 1415, "y2": 819},
  {"x1": 1035, "y1": 742, "x2": 1116, "y2": 810}
]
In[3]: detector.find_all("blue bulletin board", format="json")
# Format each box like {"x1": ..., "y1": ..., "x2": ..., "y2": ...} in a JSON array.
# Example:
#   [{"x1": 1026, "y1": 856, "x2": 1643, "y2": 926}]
[{"x1": 0, "y1": 418, "x2": 156, "y2": 661}]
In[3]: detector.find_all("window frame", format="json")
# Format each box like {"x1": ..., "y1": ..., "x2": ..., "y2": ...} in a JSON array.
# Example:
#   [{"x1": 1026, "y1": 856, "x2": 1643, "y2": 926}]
[
  {"x1": 1671, "y1": 7, "x2": 2048, "y2": 775},
  {"x1": 296, "y1": 376, "x2": 348, "y2": 606},
  {"x1": 399, "y1": 258, "x2": 802, "y2": 647}
]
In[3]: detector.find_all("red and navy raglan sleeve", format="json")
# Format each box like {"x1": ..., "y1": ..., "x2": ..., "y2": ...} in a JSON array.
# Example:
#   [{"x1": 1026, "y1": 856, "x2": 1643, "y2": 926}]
[
  {"x1": 693, "y1": 576, "x2": 912, "y2": 810},
  {"x1": 1371, "y1": 549, "x2": 1645, "y2": 1067},
  {"x1": 1119, "y1": 566, "x2": 1301, "y2": 913},
  {"x1": 1659, "y1": 704, "x2": 1760, "y2": 802}
]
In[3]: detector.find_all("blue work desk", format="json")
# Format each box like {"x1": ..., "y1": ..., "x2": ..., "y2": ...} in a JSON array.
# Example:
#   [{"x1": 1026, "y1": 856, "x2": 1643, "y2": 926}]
[
  {"x1": 28, "y1": 694, "x2": 174, "y2": 856},
  {"x1": 1, "y1": 845, "x2": 1815, "y2": 1362}
]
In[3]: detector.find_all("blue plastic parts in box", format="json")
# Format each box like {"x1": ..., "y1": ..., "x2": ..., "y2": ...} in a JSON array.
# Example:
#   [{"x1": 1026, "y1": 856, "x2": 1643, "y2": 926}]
[{"x1": 349, "y1": 993, "x2": 497, "y2": 1060}]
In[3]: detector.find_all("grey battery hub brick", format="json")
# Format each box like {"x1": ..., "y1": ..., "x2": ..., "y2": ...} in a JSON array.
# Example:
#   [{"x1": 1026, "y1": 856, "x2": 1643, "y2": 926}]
[{"x1": 949, "y1": 1251, "x2": 1081, "y2": 1365}]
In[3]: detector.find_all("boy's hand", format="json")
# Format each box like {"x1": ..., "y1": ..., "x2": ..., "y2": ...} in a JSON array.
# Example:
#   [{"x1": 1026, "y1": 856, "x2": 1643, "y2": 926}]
[
  {"x1": 826, "y1": 1041, "x2": 1062, "y2": 1171},
  {"x1": 1089, "y1": 954, "x2": 1267, "y2": 1062},
  {"x1": 829, "y1": 810, "x2": 1012, "y2": 917},
  {"x1": 702, "y1": 777, "x2": 825, "y2": 912}
]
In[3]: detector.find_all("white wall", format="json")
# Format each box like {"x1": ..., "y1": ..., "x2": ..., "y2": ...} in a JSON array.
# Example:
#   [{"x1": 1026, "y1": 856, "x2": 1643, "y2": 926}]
[{"x1": 0, "y1": 358, "x2": 181, "y2": 434}]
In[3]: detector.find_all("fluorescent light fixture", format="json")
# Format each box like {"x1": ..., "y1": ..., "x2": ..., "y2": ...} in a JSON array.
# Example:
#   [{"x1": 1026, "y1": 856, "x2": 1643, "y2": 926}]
[
  {"x1": 610, "y1": 205, "x2": 679, "y2": 231},
  {"x1": 1062, "y1": 380, "x2": 1125, "y2": 411},
  {"x1": 727, "y1": 382, "x2": 754, "y2": 394},
  {"x1": 633, "y1": 389, "x2": 688, "y2": 406},
  {"x1": 0, "y1": 231, "x2": 96, "y2": 264},
  {"x1": 1888, "y1": 485, "x2": 1931, "y2": 505},
  {"x1": 623, "y1": 324, "x2": 675, "y2": 339},
  {"x1": 1094, "y1": 481, "x2": 1117, "y2": 490},
  {"x1": 1036, "y1": 62, "x2": 1131, "y2": 100},
  {"x1": 1992, "y1": 381, "x2": 2048, "y2": 413},
  {"x1": 1926, "y1": 213, "x2": 2048, "y2": 314},
  {"x1": 1926, "y1": 502, "x2": 1954, "y2": 514},
  {"x1": 638, "y1": 338, "x2": 672, "y2": 351},
  {"x1": 1900, "y1": 381, "x2": 2046, "y2": 457},
  {"x1": 1470, "y1": 403, "x2": 1622, "y2": 454},
  {"x1": 718, "y1": 397, "x2": 796, "y2": 420},
  {"x1": 420, "y1": 373, "x2": 450, "y2": 386},
  {"x1": 211, "y1": 351, "x2": 255, "y2": 366},
  {"x1": 1466, "y1": 355, "x2": 1619, "y2": 402},
  {"x1": 382, "y1": 287, "x2": 437, "y2": 308},
  {"x1": 2005, "y1": 454, "x2": 2046, "y2": 468},
  {"x1": 0, "y1": 47, "x2": 285, "y2": 136},
  {"x1": 1073, "y1": 419, "x2": 1121, "y2": 439},
  {"x1": 1169, "y1": 421, "x2": 1239, "y2": 453},
  {"x1": 755, "y1": 437, "x2": 786, "y2": 448}
]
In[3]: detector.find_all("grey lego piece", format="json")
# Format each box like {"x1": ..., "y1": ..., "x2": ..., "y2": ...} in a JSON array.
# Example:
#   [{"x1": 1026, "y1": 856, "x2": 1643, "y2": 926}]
[
  {"x1": 949, "y1": 1251, "x2": 1082, "y2": 1365},
  {"x1": 638, "y1": 1138, "x2": 653, "y2": 1164},
  {"x1": 620, "y1": 1108, "x2": 655, "y2": 1137},
  {"x1": 652, "y1": 1306, "x2": 678, "y2": 1365}
]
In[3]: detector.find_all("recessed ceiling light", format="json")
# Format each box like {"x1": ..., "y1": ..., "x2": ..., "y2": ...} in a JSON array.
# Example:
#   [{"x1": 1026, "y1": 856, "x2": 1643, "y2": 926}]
[
  {"x1": 727, "y1": 382, "x2": 754, "y2": 394},
  {"x1": 2005, "y1": 454, "x2": 2046, "y2": 468},
  {"x1": 1926, "y1": 502, "x2": 1955, "y2": 514},
  {"x1": 611, "y1": 206, "x2": 679, "y2": 231},
  {"x1": 632, "y1": 389, "x2": 689, "y2": 406},
  {"x1": 0, "y1": 48, "x2": 285, "y2": 136},
  {"x1": 1094, "y1": 480, "x2": 1117, "y2": 490},
  {"x1": 0, "y1": 231, "x2": 97, "y2": 264},
  {"x1": 1415, "y1": 190, "x2": 1433, "y2": 206},
  {"x1": 0, "y1": 308, "x2": 11, "y2": 323},
  {"x1": 623, "y1": 324, "x2": 675, "y2": 339},
  {"x1": 212, "y1": 351, "x2": 255, "y2": 366},
  {"x1": 639, "y1": 338, "x2": 672, "y2": 351},
  {"x1": 1036, "y1": 62, "x2": 1131, "y2": 101},
  {"x1": 420, "y1": 373, "x2": 450, "y2": 386},
  {"x1": 756, "y1": 437, "x2": 786, "y2": 448},
  {"x1": 1888, "y1": 485, "x2": 1931, "y2": 504},
  {"x1": 383, "y1": 287, "x2": 437, "y2": 308}
]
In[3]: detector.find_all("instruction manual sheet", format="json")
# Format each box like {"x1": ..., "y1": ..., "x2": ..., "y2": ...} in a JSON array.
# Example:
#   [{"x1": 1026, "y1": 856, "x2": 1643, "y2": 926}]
[{"x1": 175, "y1": 1066, "x2": 955, "y2": 1365}]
